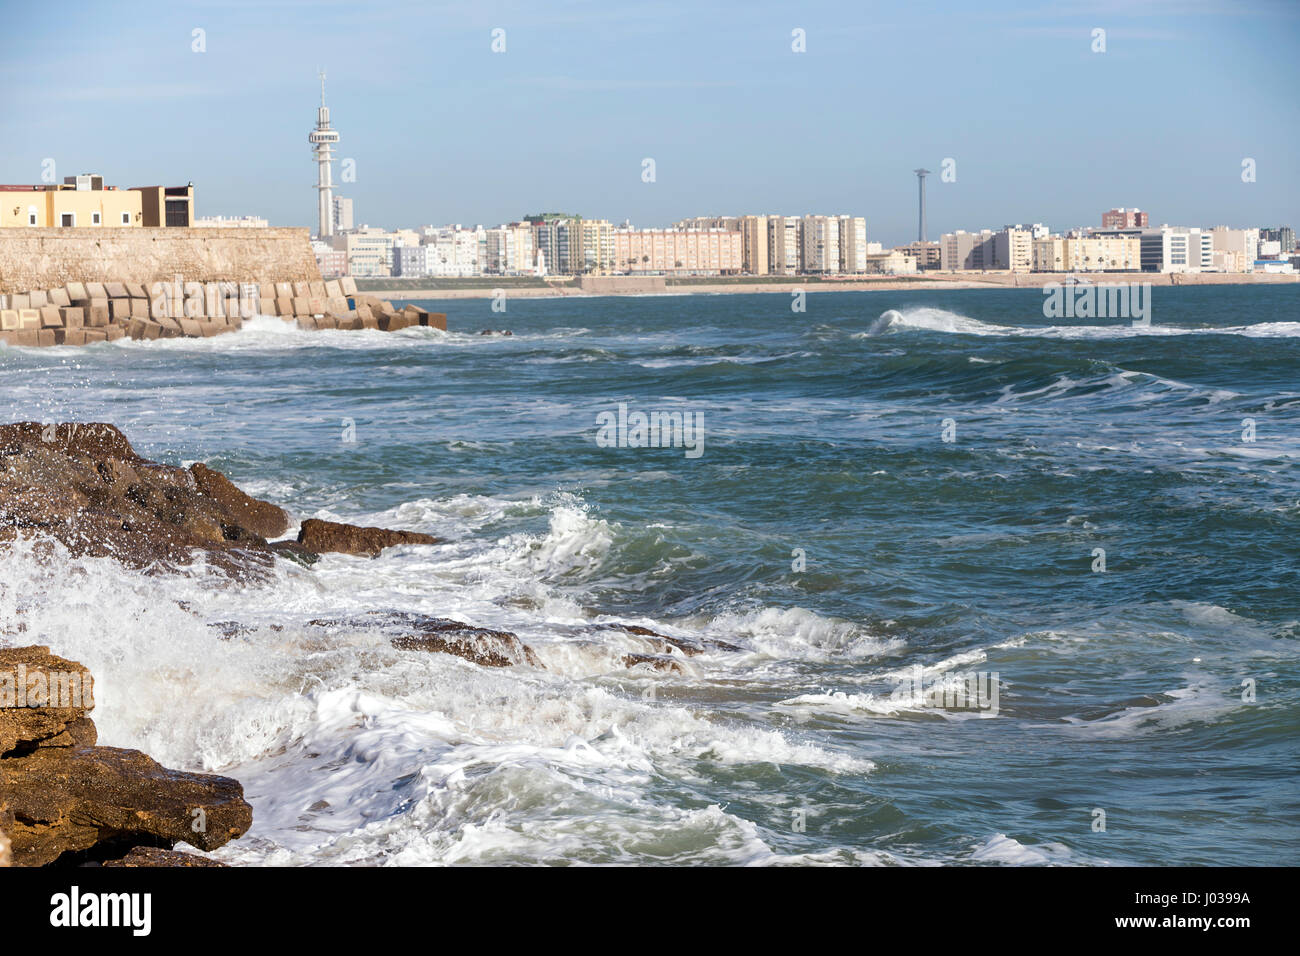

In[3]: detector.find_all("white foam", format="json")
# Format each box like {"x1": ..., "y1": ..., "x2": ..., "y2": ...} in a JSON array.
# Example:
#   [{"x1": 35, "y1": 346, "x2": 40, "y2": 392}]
[
  {"x1": 873, "y1": 307, "x2": 1300, "y2": 340},
  {"x1": 970, "y1": 833, "x2": 1072, "y2": 865}
]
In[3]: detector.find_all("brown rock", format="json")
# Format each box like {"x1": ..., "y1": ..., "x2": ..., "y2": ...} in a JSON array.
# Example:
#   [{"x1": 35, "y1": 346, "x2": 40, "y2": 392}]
[
  {"x1": 0, "y1": 422, "x2": 277, "y2": 576},
  {"x1": 297, "y1": 518, "x2": 439, "y2": 557},
  {"x1": 588, "y1": 622, "x2": 741, "y2": 656},
  {"x1": 0, "y1": 646, "x2": 94, "y2": 755},
  {"x1": 0, "y1": 645, "x2": 251, "y2": 867},
  {"x1": 102, "y1": 846, "x2": 228, "y2": 867},
  {"x1": 0, "y1": 744, "x2": 252, "y2": 866},
  {"x1": 392, "y1": 628, "x2": 539, "y2": 668},
  {"x1": 311, "y1": 612, "x2": 538, "y2": 667},
  {"x1": 190, "y1": 462, "x2": 289, "y2": 539}
]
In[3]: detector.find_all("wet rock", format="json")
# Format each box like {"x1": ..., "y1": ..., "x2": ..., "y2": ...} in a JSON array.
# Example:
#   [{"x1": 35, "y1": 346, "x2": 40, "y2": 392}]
[
  {"x1": 267, "y1": 539, "x2": 320, "y2": 567},
  {"x1": 102, "y1": 846, "x2": 228, "y2": 867},
  {"x1": 0, "y1": 645, "x2": 252, "y2": 867},
  {"x1": 190, "y1": 462, "x2": 290, "y2": 538},
  {"x1": 588, "y1": 622, "x2": 740, "y2": 656},
  {"x1": 392, "y1": 627, "x2": 539, "y2": 668},
  {"x1": 0, "y1": 646, "x2": 94, "y2": 755},
  {"x1": 312, "y1": 611, "x2": 541, "y2": 668},
  {"x1": 297, "y1": 517, "x2": 440, "y2": 557},
  {"x1": 0, "y1": 422, "x2": 282, "y2": 577},
  {"x1": 621, "y1": 653, "x2": 686, "y2": 674},
  {"x1": 0, "y1": 746, "x2": 252, "y2": 866}
]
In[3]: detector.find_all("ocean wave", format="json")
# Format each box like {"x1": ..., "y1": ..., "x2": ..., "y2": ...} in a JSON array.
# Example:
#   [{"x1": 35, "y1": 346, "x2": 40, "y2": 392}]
[{"x1": 870, "y1": 307, "x2": 1300, "y2": 340}]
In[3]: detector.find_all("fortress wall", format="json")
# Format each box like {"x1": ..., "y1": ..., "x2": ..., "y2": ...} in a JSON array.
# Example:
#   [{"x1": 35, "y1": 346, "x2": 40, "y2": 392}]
[{"x1": 0, "y1": 228, "x2": 322, "y2": 294}]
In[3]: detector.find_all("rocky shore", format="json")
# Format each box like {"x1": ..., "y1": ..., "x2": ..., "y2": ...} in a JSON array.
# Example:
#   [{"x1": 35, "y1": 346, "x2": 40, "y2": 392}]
[
  {"x1": 0, "y1": 644, "x2": 251, "y2": 867},
  {"x1": 1, "y1": 422, "x2": 728, "y2": 864}
]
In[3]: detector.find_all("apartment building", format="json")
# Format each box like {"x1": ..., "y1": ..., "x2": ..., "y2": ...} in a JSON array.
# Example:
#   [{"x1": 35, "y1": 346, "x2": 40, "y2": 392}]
[
  {"x1": 528, "y1": 216, "x2": 578, "y2": 275},
  {"x1": 800, "y1": 216, "x2": 841, "y2": 273},
  {"x1": 838, "y1": 216, "x2": 868, "y2": 274},
  {"x1": 392, "y1": 244, "x2": 429, "y2": 277},
  {"x1": 420, "y1": 226, "x2": 481, "y2": 277},
  {"x1": 1101, "y1": 208, "x2": 1149, "y2": 229},
  {"x1": 0, "y1": 175, "x2": 192, "y2": 228},
  {"x1": 739, "y1": 215, "x2": 770, "y2": 275},
  {"x1": 1208, "y1": 227, "x2": 1259, "y2": 272},
  {"x1": 574, "y1": 218, "x2": 615, "y2": 274},
  {"x1": 1259, "y1": 226, "x2": 1295, "y2": 254},
  {"x1": 898, "y1": 241, "x2": 941, "y2": 270},
  {"x1": 674, "y1": 216, "x2": 741, "y2": 232},
  {"x1": 1032, "y1": 235, "x2": 1141, "y2": 271},
  {"x1": 1090, "y1": 226, "x2": 1212, "y2": 272},
  {"x1": 332, "y1": 197, "x2": 354, "y2": 233},
  {"x1": 940, "y1": 230, "x2": 998, "y2": 270},
  {"x1": 484, "y1": 222, "x2": 536, "y2": 275},
  {"x1": 339, "y1": 231, "x2": 397, "y2": 276},
  {"x1": 991, "y1": 227, "x2": 1034, "y2": 272},
  {"x1": 612, "y1": 228, "x2": 743, "y2": 274},
  {"x1": 766, "y1": 216, "x2": 800, "y2": 275}
]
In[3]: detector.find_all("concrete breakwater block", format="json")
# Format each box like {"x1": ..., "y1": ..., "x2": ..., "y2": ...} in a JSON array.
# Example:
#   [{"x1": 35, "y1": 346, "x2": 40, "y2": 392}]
[{"x1": 1, "y1": 281, "x2": 440, "y2": 346}]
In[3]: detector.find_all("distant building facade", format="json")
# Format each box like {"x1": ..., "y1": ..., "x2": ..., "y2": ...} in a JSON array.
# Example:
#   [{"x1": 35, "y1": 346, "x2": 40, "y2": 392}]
[
  {"x1": 194, "y1": 215, "x2": 269, "y2": 228},
  {"x1": 898, "y1": 241, "x2": 941, "y2": 270},
  {"x1": 332, "y1": 197, "x2": 354, "y2": 233},
  {"x1": 0, "y1": 175, "x2": 192, "y2": 228},
  {"x1": 1102, "y1": 208, "x2": 1149, "y2": 229},
  {"x1": 612, "y1": 227, "x2": 743, "y2": 274},
  {"x1": 838, "y1": 216, "x2": 868, "y2": 273}
]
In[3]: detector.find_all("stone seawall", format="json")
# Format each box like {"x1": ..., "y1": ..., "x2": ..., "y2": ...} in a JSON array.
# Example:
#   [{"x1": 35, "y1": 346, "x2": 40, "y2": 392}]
[
  {"x1": 0, "y1": 227, "x2": 322, "y2": 295},
  {"x1": 576, "y1": 275, "x2": 668, "y2": 294}
]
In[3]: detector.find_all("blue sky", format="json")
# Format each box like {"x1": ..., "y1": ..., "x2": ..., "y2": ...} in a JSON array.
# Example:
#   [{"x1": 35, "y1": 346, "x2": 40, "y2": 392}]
[{"x1": 1, "y1": 0, "x2": 1297, "y2": 245}]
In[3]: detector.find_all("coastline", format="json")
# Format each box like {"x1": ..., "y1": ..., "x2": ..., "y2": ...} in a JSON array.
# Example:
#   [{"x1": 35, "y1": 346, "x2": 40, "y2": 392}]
[{"x1": 362, "y1": 271, "x2": 1300, "y2": 300}]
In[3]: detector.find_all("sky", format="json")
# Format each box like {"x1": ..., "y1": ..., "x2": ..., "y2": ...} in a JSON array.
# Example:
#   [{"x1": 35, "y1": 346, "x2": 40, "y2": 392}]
[{"x1": 1, "y1": 0, "x2": 1297, "y2": 246}]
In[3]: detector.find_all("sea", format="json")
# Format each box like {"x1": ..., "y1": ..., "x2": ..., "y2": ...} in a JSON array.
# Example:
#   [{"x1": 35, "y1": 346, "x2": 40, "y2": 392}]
[{"x1": 1, "y1": 285, "x2": 1297, "y2": 866}]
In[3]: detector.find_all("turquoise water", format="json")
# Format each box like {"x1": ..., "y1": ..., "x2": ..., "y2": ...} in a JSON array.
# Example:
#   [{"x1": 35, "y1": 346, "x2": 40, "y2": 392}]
[{"x1": 2, "y1": 285, "x2": 1297, "y2": 865}]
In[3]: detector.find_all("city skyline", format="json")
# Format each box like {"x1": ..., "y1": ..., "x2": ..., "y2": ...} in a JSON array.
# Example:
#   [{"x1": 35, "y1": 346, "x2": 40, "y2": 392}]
[{"x1": 1, "y1": 0, "x2": 1298, "y2": 245}]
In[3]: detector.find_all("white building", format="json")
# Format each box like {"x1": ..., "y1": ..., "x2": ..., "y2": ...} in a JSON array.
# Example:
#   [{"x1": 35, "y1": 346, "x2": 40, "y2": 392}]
[
  {"x1": 420, "y1": 226, "x2": 482, "y2": 276},
  {"x1": 194, "y1": 215, "x2": 269, "y2": 228},
  {"x1": 800, "y1": 215, "x2": 841, "y2": 273},
  {"x1": 332, "y1": 197, "x2": 354, "y2": 233},
  {"x1": 767, "y1": 216, "x2": 800, "y2": 274},
  {"x1": 484, "y1": 223, "x2": 536, "y2": 275},
  {"x1": 837, "y1": 216, "x2": 868, "y2": 274}
]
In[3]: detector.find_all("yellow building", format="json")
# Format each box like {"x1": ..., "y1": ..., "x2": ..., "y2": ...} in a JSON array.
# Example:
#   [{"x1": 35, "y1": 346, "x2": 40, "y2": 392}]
[
  {"x1": 0, "y1": 175, "x2": 194, "y2": 228},
  {"x1": 574, "y1": 218, "x2": 614, "y2": 274},
  {"x1": 1033, "y1": 235, "x2": 1141, "y2": 272}
]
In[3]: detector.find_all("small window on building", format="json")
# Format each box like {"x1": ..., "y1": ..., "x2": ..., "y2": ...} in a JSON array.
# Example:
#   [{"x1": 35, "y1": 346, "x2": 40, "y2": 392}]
[
  {"x1": 122, "y1": 212, "x2": 130, "y2": 225},
  {"x1": 92, "y1": 212, "x2": 101, "y2": 225},
  {"x1": 28, "y1": 208, "x2": 37, "y2": 226},
  {"x1": 60, "y1": 213, "x2": 74, "y2": 227}
]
